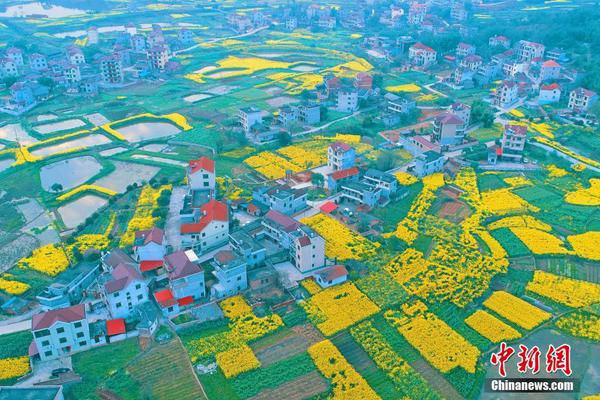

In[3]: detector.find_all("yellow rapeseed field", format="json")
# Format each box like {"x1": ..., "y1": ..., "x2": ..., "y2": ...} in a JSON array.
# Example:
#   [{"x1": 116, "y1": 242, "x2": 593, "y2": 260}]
[
  {"x1": 465, "y1": 310, "x2": 521, "y2": 343},
  {"x1": 526, "y1": 271, "x2": 600, "y2": 307},
  {"x1": 483, "y1": 291, "x2": 551, "y2": 330}
]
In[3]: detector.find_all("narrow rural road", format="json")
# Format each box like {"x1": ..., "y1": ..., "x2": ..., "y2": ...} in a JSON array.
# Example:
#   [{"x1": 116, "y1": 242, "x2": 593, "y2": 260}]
[{"x1": 173, "y1": 26, "x2": 269, "y2": 55}]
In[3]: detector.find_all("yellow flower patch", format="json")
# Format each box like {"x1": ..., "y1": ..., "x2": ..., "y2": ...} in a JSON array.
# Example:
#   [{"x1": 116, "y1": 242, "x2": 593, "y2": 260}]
[
  {"x1": 385, "y1": 301, "x2": 480, "y2": 373},
  {"x1": 481, "y1": 188, "x2": 539, "y2": 215},
  {"x1": 568, "y1": 231, "x2": 600, "y2": 260},
  {"x1": 0, "y1": 277, "x2": 30, "y2": 295},
  {"x1": 483, "y1": 291, "x2": 551, "y2": 330},
  {"x1": 394, "y1": 171, "x2": 418, "y2": 185},
  {"x1": 325, "y1": 57, "x2": 373, "y2": 78},
  {"x1": 301, "y1": 214, "x2": 380, "y2": 260},
  {"x1": 219, "y1": 295, "x2": 253, "y2": 320},
  {"x1": 216, "y1": 345, "x2": 260, "y2": 378},
  {"x1": 385, "y1": 83, "x2": 421, "y2": 93},
  {"x1": 73, "y1": 234, "x2": 110, "y2": 253},
  {"x1": 221, "y1": 146, "x2": 255, "y2": 158},
  {"x1": 0, "y1": 356, "x2": 30, "y2": 380},
  {"x1": 509, "y1": 109, "x2": 525, "y2": 118},
  {"x1": 56, "y1": 185, "x2": 117, "y2": 202},
  {"x1": 555, "y1": 311, "x2": 600, "y2": 341},
  {"x1": 465, "y1": 310, "x2": 521, "y2": 343},
  {"x1": 503, "y1": 176, "x2": 532, "y2": 188},
  {"x1": 527, "y1": 271, "x2": 600, "y2": 307},
  {"x1": 244, "y1": 151, "x2": 303, "y2": 179},
  {"x1": 547, "y1": 164, "x2": 569, "y2": 177},
  {"x1": 384, "y1": 248, "x2": 428, "y2": 285},
  {"x1": 120, "y1": 185, "x2": 171, "y2": 247},
  {"x1": 300, "y1": 279, "x2": 321, "y2": 295},
  {"x1": 476, "y1": 231, "x2": 508, "y2": 259},
  {"x1": 564, "y1": 178, "x2": 600, "y2": 206},
  {"x1": 302, "y1": 282, "x2": 380, "y2": 336},
  {"x1": 572, "y1": 163, "x2": 587, "y2": 172},
  {"x1": 510, "y1": 227, "x2": 571, "y2": 255},
  {"x1": 488, "y1": 215, "x2": 551, "y2": 231},
  {"x1": 308, "y1": 340, "x2": 381, "y2": 399},
  {"x1": 534, "y1": 137, "x2": 600, "y2": 169},
  {"x1": 17, "y1": 244, "x2": 70, "y2": 276}
]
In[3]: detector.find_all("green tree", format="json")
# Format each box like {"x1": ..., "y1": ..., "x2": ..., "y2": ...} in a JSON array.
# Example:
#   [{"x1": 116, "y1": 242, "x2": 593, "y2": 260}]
[{"x1": 311, "y1": 172, "x2": 324, "y2": 187}]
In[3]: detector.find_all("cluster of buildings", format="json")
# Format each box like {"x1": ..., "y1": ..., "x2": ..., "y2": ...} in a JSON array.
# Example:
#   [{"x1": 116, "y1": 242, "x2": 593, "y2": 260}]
[{"x1": 1, "y1": 24, "x2": 192, "y2": 114}]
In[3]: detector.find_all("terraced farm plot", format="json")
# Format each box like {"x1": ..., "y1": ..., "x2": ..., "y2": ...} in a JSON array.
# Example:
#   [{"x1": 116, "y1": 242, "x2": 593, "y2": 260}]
[{"x1": 127, "y1": 340, "x2": 206, "y2": 400}]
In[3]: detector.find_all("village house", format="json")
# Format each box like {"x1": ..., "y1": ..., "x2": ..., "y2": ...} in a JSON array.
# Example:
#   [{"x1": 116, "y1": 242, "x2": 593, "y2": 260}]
[
  {"x1": 314, "y1": 265, "x2": 348, "y2": 288},
  {"x1": 290, "y1": 225, "x2": 326, "y2": 273},
  {"x1": 432, "y1": 113, "x2": 466, "y2": 146},
  {"x1": 31, "y1": 304, "x2": 91, "y2": 361},
  {"x1": 147, "y1": 45, "x2": 170, "y2": 71},
  {"x1": 29, "y1": 53, "x2": 48, "y2": 71},
  {"x1": 450, "y1": 102, "x2": 471, "y2": 126},
  {"x1": 456, "y1": 42, "x2": 476, "y2": 58},
  {"x1": 187, "y1": 156, "x2": 216, "y2": 195},
  {"x1": 450, "y1": 1, "x2": 467, "y2": 21},
  {"x1": 229, "y1": 229, "x2": 267, "y2": 267},
  {"x1": 211, "y1": 250, "x2": 248, "y2": 298},
  {"x1": 100, "y1": 262, "x2": 148, "y2": 319},
  {"x1": 180, "y1": 199, "x2": 228, "y2": 253},
  {"x1": 568, "y1": 87, "x2": 598, "y2": 113},
  {"x1": 327, "y1": 166, "x2": 360, "y2": 192},
  {"x1": 67, "y1": 46, "x2": 85, "y2": 65},
  {"x1": 261, "y1": 210, "x2": 300, "y2": 249},
  {"x1": 363, "y1": 169, "x2": 398, "y2": 198},
  {"x1": 164, "y1": 250, "x2": 206, "y2": 300},
  {"x1": 516, "y1": 40, "x2": 545, "y2": 63},
  {"x1": 414, "y1": 151, "x2": 445, "y2": 178},
  {"x1": 385, "y1": 93, "x2": 416, "y2": 114},
  {"x1": 339, "y1": 181, "x2": 382, "y2": 208},
  {"x1": 0, "y1": 58, "x2": 18, "y2": 78},
  {"x1": 539, "y1": 60, "x2": 561, "y2": 82},
  {"x1": 133, "y1": 227, "x2": 166, "y2": 264},
  {"x1": 100, "y1": 55, "x2": 123, "y2": 84},
  {"x1": 538, "y1": 83, "x2": 561, "y2": 105},
  {"x1": 489, "y1": 124, "x2": 527, "y2": 164},
  {"x1": 252, "y1": 184, "x2": 307, "y2": 215},
  {"x1": 6, "y1": 47, "x2": 24, "y2": 66},
  {"x1": 408, "y1": 42, "x2": 437, "y2": 67},
  {"x1": 489, "y1": 35, "x2": 511, "y2": 49},
  {"x1": 327, "y1": 142, "x2": 356, "y2": 171},
  {"x1": 493, "y1": 80, "x2": 519, "y2": 108},
  {"x1": 239, "y1": 106, "x2": 263, "y2": 133},
  {"x1": 460, "y1": 54, "x2": 483, "y2": 71},
  {"x1": 336, "y1": 88, "x2": 359, "y2": 113},
  {"x1": 407, "y1": 3, "x2": 427, "y2": 25},
  {"x1": 37, "y1": 262, "x2": 100, "y2": 311}
]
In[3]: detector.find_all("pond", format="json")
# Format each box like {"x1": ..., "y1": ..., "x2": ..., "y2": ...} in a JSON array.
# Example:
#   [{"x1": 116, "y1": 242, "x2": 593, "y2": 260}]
[
  {"x1": 0, "y1": 124, "x2": 38, "y2": 145},
  {"x1": 183, "y1": 94, "x2": 212, "y2": 103},
  {"x1": 33, "y1": 118, "x2": 86, "y2": 135},
  {"x1": 115, "y1": 122, "x2": 182, "y2": 142},
  {"x1": 58, "y1": 195, "x2": 108, "y2": 229},
  {"x1": 30, "y1": 134, "x2": 111, "y2": 157},
  {"x1": 0, "y1": 2, "x2": 87, "y2": 18},
  {"x1": 40, "y1": 156, "x2": 102, "y2": 192},
  {"x1": 93, "y1": 161, "x2": 159, "y2": 193}
]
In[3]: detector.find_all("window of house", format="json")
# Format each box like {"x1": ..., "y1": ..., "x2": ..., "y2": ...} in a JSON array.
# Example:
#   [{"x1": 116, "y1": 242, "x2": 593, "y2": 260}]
[
  {"x1": 79, "y1": 341, "x2": 87, "y2": 347},
  {"x1": 237, "y1": 276, "x2": 241, "y2": 281},
  {"x1": 44, "y1": 351, "x2": 53, "y2": 357},
  {"x1": 34, "y1": 329, "x2": 50, "y2": 338},
  {"x1": 116, "y1": 302, "x2": 122, "y2": 308},
  {"x1": 167, "y1": 307, "x2": 173, "y2": 312},
  {"x1": 113, "y1": 292, "x2": 119, "y2": 298},
  {"x1": 76, "y1": 332, "x2": 84, "y2": 338},
  {"x1": 135, "y1": 284, "x2": 141, "y2": 290},
  {"x1": 41, "y1": 340, "x2": 50, "y2": 347},
  {"x1": 56, "y1": 327, "x2": 65, "y2": 334},
  {"x1": 74, "y1": 322, "x2": 82, "y2": 328},
  {"x1": 59, "y1": 337, "x2": 67, "y2": 344},
  {"x1": 137, "y1": 294, "x2": 143, "y2": 300},
  {"x1": 201, "y1": 232, "x2": 206, "y2": 237}
]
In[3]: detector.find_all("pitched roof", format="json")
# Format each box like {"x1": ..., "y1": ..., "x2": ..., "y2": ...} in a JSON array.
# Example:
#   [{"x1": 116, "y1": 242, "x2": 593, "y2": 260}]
[
  {"x1": 177, "y1": 296, "x2": 194, "y2": 306},
  {"x1": 330, "y1": 167, "x2": 359, "y2": 181},
  {"x1": 180, "y1": 199, "x2": 228, "y2": 234},
  {"x1": 103, "y1": 249, "x2": 135, "y2": 270},
  {"x1": 106, "y1": 318, "x2": 126, "y2": 336},
  {"x1": 542, "y1": 60, "x2": 561, "y2": 68},
  {"x1": 135, "y1": 227, "x2": 164, "y2": 246},
  {"x1": 435, "y1": 112, "x2": 464, "y2": 125},
  {"x1": 32, "y1": 304, "x2": 85, "y2": 331},
  {"x1": 264, "y1": 210, "x2": 300, "y2": 232},
  {"x1": 154, "y1": 288, "x2": 177, "y2": 308},
  {"x1": 297, "y1": 236, "x2": 311, "y2": 247},
  {"x1": 572, "y1": 87, "x2": 597, "y2": 97},
  {"x1": 140, "y1": 260, "x2": 164, "y2": 272},
  {"x1": 189, "y1": 156, "x2": 215, "y2": 174},
  {"x1": 165, "y1": 250, "x2": 203, "y2": 280},
  {"x1": 214, "y1": 249, "x2": 236, "y2": 265},
  {"x1": 411, "y1": 42, "x2": 434, "y2": 52},
  {"x1": 104, "y1": 263, "x2": 143, "y2": 294},
  {"x1": 320, "y1": 201, "x2": 338, "y2": 213},
  {"x1": 329, "y1": 141, "x2": 352, "y2": 152},
  {"x1": 505, "y1": 124, "x2": 527, "y2": 136},
  {"x1": 541, "y1": 83, "x2": 560, "y2": 91},
  {"x1": 316, "y1": 265, "x2": 348, "y2": 282}
]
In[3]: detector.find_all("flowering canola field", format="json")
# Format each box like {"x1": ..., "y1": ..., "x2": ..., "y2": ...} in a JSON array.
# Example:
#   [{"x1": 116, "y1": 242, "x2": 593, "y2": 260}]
[{"x1": 483, "y1": 291, "x2": 551, "y2": 330}]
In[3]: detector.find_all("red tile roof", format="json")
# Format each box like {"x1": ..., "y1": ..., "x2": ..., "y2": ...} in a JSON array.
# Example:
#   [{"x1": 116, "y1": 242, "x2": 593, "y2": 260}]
[
  {"x1": 505, "y1": 124, "x2": 528, "y2": 136},
  {"x1": 32, "y1": 304, "x2": 86, "y2": 331},
  {"x1": 215, "y1": 249, "x2": 236, "y2": 264},
  {"x1": 264, "y1": 210, "x2": 300, "y2": 232},
  {"x1": 177, "y1": 296, "x2": 194, "y2": 306},
  {"x1": 316, "y1": 265, "x2": 348, "y2": 282},
  {"x1": 330, "y1": 167, "x2": 359, "y2": 181},
  {"x1": 106, "y1": 318, "x2": 126, "y2": 336},
  {"x1": 412, "y1": 42, "x2": 434, "y2": 52},
  {"x1": 320, "y1": 201, "x2": 338, "y2": 213},
  {"x1": 189, "y1": 156, "x2": 215, "y2": 174},
  {"x1": 28, "y1": 341, "x2": 38, "y2": 357},
  {"x1": 104, "y1": 263, "x2": 143, "y2": 294},
  {"x1": 135, "y1": 227, "x2": 164, "y2": 246},
  {"x1": 541, "y1": 83, "x2": 560, "y2": 91},
  {"x1": 297, "y1": 236, "x2": 311, "y2": 247},
  {"x1": 329, "y1": 141, "x2": 352, "y2": 152},
  {"x1": 435, "y1": 112, "x2": 464, "y2": 125},
  {"x1": 180, "y1": 199, "x2": 228, "y2": 234},
  {"x1": 542, "y1": 60, "x2": 561, "y2": 68},
  {"x1": 140, "y1": 260, "x2": 164, "y2": 272},
  {"x1": 154, "y1": 289, "x2": 177, "y2": 308}
]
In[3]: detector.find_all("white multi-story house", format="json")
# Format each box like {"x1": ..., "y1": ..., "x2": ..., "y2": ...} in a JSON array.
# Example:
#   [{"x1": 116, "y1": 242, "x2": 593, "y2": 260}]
[
  {"x1": 87, "y1": 26, "x2": 99, "y2": 45},
  {"x1": 516, "y1": 40, "x2": 545, "y2": 63},
  {"x1": 100, "y1": 55, "x2": 123, "y2": 84},
  {"x1": 336, "y1": 89, "x2": 359, "y2": 113},
  {"x1": 31, "y1": 304, "x2": 90, "y2": 361},
  {"x1": 328, "y1": 142, "x2": 356, "y2": 171},
  {"x1": 180, "y1": 199, "x2": 229, "y2": 253},
  {"x1": 100, "y1": 263, "x2": 148, "y2": 319},
  {"x1": 540, "y1": 60, "x2": 561, "y2": 82},
  {"x1": 290, "y1": 226, "x2": 326, "y2": 273},
  {"x1": 0, "y1": 58, "x2": 18, "y2": 78},
  {"x1": 63, "y1": 63, "x2": 81, "y2": 85},
  {"x1": 211, "y1": 250, "x2": 248, "y2": 299},
  {"x1": 568, "y1": 87, "x2": 598, "y2": 113},
  {"x1": 450, "y1": 102, "x2": 471, "y2": 126},
  {"x1": 6, "y1": 47, "x2": 24, "y2": 66},
  {"x1": 133, "y1": 227, "x2": 166, "y2": 262},
  {"x1": 500, "y1": 124, "x2": 527, "y2": 162},
  {"x1": 252, "y1": 184, "x2": 307, "y2": 215},
  {"x1": 408, "y1": 43, "x2": 437, "y2": 67},
  {"x1": 239, "y1": 107, "x2": 263, "y2": 132},
  {"x1": 29, "y1": 53, "x2": 48, "y2": 71},
  {"x1": 262, "y1": 210, "x2": 301, "y2": 249},
  {"x1": 132, "y1": 34, "x2": 146, "y2": 52},
  {"x1": 67, "y1": 46, "x2": 85, "y2": 65},
  {"x1": 164, "y1": 250, "x2": 205, "y2": 300},
  {"x1": 147, "y1": 45, "x2": 169, "y2": 71},
  {"x1": 456, "y1": 42, "x2": 476, "y2": 58},
  {"x1": 489, "y1": 35, "x2": 511, "y2": 49},
  {"x1": 493, "y1": 81, "x2": 519, "y2": 108},
  {"x1": 432, "y1": 112, "x2": 466, "y2": 146},
  {"x1": 460, "y1": 55, "x2": 483, "y2": 71},
  {"x1": 407, "y1": 3, "x2": 427, "y2": 25},
  {"x1": 187, "y1": 157, "x2": 215, "y2": 195},
  {"x1": 538, "y1": 83, "x2": 561, "y2": 105}
]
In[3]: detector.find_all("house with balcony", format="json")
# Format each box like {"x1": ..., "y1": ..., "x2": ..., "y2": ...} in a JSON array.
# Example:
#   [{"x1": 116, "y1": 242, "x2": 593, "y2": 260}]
[
  {"x1": 187, "y1": 156, "x2": 215, "y2": 196},
  {"x1": 432, "y1": 113, "x2": 466, "y2": 146},
  {"x1": 239, "y1": 106, "x2": 263, "y2": 133},
  {"x1": 180, "y1": 199, "x2": 229, "y2": 253},
  {"x1": 99, "y1": 263, "x2": 148, "y2": 319},
  {"x1": 414, "y1": 151, "x2": 445, "y2": 178},
  {"x1": 327, "y1": 167, "x2": 359, "y2": 191},
  {"x1": 538, "y1": 83, "x2": 561, "y2": 105},
  {"x1": 408, "y1": 43, "x2": 436, "y2": 67},
  {"x1": 252, "y1": 184, "x2": 307, "y2": 215},
  {"x1": 568, "y1": 87, "x2": 598, "y2": 113},
  {"x1": 363, "y1": 169, "x2": 398, "y2": 198},
  {"x1": 489, "y1": 124, "x2": 527, "y2": 164},
  {"x1": 261, "y1": 210, "x2": 300, "y2": 249},
  {"x1": 229, "y1": 229, "x2": 266, "y2": 267},
  {"x1": 339, "y1": 181, "x2": 382, "y2": 208},
  {"x1": 327, "y1": 142, "x2": 356, "y2": 171},
  {"x1": 493, "y1": 81, "x2": 519, "y2": 108},
  {"x1": 211, "y1": 250, "x2": 248, "y2": 298},
  {"x1": 516, "y1": 40, "x2": 545, "y2": 63},
  {"x1": 164, "y1": 250, "x2": 205, "y2": 301}
]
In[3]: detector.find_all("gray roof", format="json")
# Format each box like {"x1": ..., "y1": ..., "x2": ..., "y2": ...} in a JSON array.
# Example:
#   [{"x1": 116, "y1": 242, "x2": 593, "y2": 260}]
[{"x1": 365, "y1": 169, "x2": 395, "y2": 183}]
